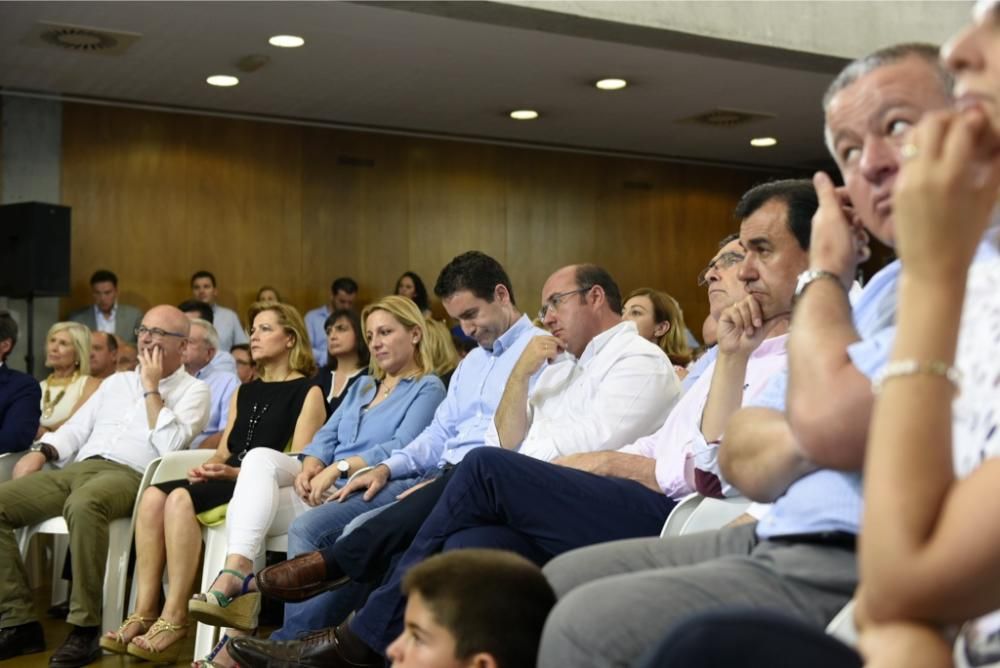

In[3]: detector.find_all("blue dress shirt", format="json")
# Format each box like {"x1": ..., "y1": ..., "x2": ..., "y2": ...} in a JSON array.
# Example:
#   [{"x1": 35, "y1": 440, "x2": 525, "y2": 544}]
[
  {"x1": 302, "y1": 373, "x2": 445, "y2": 466},
  {"x1": 381, "y1": 315, "x2": 545, "y2": 480},
  {"x1": 305, "y1": 305, "x2": 332, "y2": 369},
  {"x1": 752, "y1": 260, "x2": 900, "y2": 539},
  {"x1": 190, "y1": 367, "x2": 241, "y2": 449}
]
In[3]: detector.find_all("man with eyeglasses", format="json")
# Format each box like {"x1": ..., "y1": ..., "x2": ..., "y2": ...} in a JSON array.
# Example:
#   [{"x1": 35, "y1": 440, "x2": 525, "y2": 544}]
[
  {"x1": 0, "y1": 305, "x2": 210, "y2": 666},
  {"x1": 682, "y1": 234, "x2": 747, "y2": 392}
]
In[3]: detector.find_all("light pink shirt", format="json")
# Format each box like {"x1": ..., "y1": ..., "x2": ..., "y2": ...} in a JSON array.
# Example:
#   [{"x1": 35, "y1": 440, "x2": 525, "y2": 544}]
[{"x1": 618, "y1": 333, "x2": 789, "y2": 498}]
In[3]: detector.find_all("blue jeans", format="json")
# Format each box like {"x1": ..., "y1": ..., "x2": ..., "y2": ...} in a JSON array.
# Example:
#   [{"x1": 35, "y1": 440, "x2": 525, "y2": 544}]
[{"x1": 269, "y1": 476, "x2": 418, "y2": 640}]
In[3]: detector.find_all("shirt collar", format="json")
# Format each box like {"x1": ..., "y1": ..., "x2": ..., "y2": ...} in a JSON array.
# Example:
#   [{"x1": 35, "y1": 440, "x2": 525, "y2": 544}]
[
  {"x1": 95, "y1": 302, "x2": 118, "y2": 318},
  {"x1": 488, "y1": 315, "x2": 533, "y2": 357},
  {"x1": 578, "y1": 320, "x2": 635, "y2": 366}
]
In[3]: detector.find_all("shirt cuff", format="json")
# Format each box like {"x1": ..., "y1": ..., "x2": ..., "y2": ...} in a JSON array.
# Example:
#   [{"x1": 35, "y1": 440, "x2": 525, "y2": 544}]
[{"x1": 382, "y1": 453, "x2": 413, "y2": 480}]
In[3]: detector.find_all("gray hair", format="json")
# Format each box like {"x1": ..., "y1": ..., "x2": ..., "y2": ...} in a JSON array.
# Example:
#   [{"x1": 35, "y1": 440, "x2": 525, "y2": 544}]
[
  {"x1": 189, "y1": 318, "x2": 220, "y2": 352},
  {"x1": 822, "y1": 43, "x2": 954, "y2": 112}
]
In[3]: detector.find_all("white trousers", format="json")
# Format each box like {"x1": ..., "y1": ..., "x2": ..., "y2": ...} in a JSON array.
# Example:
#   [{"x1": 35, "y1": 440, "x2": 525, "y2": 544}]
[{"x1": 225, "y1": 448, "x2": 310, "y2": 560}]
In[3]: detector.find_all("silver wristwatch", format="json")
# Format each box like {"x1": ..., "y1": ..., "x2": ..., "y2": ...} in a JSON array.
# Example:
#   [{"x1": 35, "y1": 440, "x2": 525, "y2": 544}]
[{"x1": 794, "y1": 269, "x2": 842, "y2": 300}]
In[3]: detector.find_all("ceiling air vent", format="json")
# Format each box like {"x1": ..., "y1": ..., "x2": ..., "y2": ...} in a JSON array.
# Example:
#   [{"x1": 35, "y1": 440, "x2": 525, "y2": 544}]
[
  {"x1": 676, "y1": 108, "x2": 775, "y2": 128},
  {"x1": 25, "y1": 21, "x2": 141, "y2": 56}
]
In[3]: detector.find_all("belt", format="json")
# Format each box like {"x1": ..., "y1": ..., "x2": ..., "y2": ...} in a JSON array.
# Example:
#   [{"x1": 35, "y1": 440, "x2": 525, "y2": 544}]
[
  {"x1": 83, "y1": 455, "x2": 110, "y2": 462},
  {"x1": 767, "y1": 531, "x2": 856, "y2": 551}
]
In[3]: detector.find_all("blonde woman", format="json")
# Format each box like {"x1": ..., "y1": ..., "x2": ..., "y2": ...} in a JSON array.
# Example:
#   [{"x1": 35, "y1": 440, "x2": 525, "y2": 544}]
[
  {"x1": 622, "y1": 288, "x2": 692, "y2": 377},
  {"x1": 422, "y1": 318, "x2": 459, "y2": 388},
  {"x1": 36, "y1": 322, "x2": 100, "y2": 440},
  {"x1": 187, "y1": 296, "x2": 445, "y2": 666},
  {"x1": 100, "y1": 302, "x2": 326, "y2": 662}
]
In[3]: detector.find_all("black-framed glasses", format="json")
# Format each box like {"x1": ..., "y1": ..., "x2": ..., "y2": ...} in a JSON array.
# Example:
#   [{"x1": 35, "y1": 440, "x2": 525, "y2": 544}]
[
  {"x1": 538, "y1": 287, "x2": 590, "y2": 320},
  {"x1": 697, "y1": 251, "x2": 745, "y2": 287},
  {"x1": 134, "y1": 326, "x2": 186, "y2": 340}
]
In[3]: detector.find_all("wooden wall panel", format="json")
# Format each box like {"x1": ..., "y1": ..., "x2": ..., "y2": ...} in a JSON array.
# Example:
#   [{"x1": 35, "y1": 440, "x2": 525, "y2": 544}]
[{"x1": 60, "y1": 102, "x2": 773, "y2": 342}]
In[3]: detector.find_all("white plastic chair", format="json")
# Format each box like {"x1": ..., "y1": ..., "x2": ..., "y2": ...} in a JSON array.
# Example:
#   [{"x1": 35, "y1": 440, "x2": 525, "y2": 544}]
[
  {"x1": 660, "y1": 493, "x2": 752, "y2": 538},
  {"x1": 16, "y1": 457, "x2": 161, "y2": 632}
]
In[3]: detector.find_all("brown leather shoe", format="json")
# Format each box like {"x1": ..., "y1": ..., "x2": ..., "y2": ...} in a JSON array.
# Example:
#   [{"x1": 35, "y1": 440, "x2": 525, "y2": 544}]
[
  {"x1": 256, "y1": 551, "x2": 350, "y2": 603},
  {"x1": 228, "y1": 623, "x2": 382, "y2": 668}
]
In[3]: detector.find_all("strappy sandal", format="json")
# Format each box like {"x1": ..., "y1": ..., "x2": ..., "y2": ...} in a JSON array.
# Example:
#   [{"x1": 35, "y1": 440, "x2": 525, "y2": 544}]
[
  {"x1": 126, "y1": 617, "x2": 188, "y2": 663},
  {"x1": 99, "y1": 613, "x2": 156, "y2": 654},
  {"x1": 188, "y1": 568, "x2": 260, "y2": 632}
]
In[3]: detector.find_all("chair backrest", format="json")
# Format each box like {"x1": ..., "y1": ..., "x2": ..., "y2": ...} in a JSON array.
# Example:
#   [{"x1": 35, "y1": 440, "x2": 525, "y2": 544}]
[{"x1": 661, "y1": 494, "x2": 753, "y2": 538}]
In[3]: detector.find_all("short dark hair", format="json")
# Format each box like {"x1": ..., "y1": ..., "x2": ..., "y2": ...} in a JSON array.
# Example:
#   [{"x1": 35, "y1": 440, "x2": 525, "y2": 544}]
[
  {"x1": 823, "y1": 43, "x2": 954, "y2": 112},
  {"x1": 733, "y1": 179, "x2": 817, "y2": 252},
  {"x1": 177, "y1": 300, "x2": 214, "y2": 323},
  {"x1": 190, "y1": 270, "x2": 216, "y2": 288},
  {"x1": 434, "y1": 251, "x2": 516, "y2": 305},
  {"x1": 402, "y1": 550, "x2": 556, "y2": 668},
  {"x1": 89, "y1": 269, "x2": 118, "y2": 287},
  {"x1": 230, "y1": 343, "x2": 250, "y2": 355},
  {"x1": 323, "y1": 308, "x2": 370, "y2": 368},
  {"x1": 395, "y1": 271, "x2": 430, "y2": 312},
  {"x1": 574, "y1": 264, "x2": 623, "y2": 314},
  {"x1": 0, "y1": 311, "x2": 17, "y2": 362},
  {"x1": 94, "y1": 331, "x2": 118, "y2": 353},
  {"x1": 331, "y1": 277, "x2": 358, "y2": 295}
]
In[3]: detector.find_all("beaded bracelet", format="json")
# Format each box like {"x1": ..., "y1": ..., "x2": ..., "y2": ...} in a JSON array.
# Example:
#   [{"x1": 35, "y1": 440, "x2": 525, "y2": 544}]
[{"x1": 871, "y1": 359, "x2": 961, "y2": 395}]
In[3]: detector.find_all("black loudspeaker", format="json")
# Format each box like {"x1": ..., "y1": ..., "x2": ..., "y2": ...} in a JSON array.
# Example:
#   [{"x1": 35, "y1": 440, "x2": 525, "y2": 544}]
[{"x1": 0, "y1": 202, "x2": 71, "y2": 297}]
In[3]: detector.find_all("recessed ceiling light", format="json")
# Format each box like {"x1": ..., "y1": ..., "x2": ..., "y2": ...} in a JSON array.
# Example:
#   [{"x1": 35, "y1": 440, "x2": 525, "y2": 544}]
[
  {"x1": 510, "y1": 110, "x2": 539, "y2": 120},
  {"x1": 595, "y1": 78, "x2": 628, "y2": 90},
  {"x1": 269, "y1": 35, "x2": 305, "y2": 48},
  {"x1": 206, "y1": 75, "x2": 239, "y2": 87},
  {"x1": 750, "y1": 137, "x2": 777, "y2": 147}
]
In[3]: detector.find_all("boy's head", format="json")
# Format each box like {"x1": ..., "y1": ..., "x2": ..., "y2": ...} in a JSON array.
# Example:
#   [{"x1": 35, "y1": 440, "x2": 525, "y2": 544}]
[{"x1": 387, "y1": 549, "x2": 556, "y2": 668}]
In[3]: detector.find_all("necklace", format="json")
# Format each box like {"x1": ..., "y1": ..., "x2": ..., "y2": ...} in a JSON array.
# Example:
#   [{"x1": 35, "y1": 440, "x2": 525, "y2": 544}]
[{"x1": 42, "y1": 370, "x2": 79, "y2": 419}]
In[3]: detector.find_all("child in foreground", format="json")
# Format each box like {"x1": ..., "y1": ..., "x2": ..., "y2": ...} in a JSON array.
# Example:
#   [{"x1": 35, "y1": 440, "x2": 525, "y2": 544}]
[{"x1": 387, "y1": 549, "x2": 556, "y2": 668}]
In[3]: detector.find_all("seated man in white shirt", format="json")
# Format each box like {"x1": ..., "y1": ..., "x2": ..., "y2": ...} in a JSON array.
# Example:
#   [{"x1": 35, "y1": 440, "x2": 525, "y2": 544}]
[{"x1": 0, "y1": 305, "x2": 211, "y2": 667}]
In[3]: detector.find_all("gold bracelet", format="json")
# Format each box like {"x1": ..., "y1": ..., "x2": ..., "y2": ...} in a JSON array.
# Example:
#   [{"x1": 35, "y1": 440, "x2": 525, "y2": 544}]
[{"x1": 871, "y1": 359, "x2": 961, "y2": 395}]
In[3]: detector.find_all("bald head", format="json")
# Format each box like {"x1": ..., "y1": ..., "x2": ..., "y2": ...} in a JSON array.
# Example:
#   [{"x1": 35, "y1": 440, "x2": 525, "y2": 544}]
[{"x1": 136, "y1": 305, "x2": 191, "y2": 377}]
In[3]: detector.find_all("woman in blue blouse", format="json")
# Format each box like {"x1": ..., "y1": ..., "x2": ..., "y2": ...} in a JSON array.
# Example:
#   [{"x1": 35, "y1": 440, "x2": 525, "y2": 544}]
[{"x1": 186, "y1": 296, "x2": 445, "y2": 656}]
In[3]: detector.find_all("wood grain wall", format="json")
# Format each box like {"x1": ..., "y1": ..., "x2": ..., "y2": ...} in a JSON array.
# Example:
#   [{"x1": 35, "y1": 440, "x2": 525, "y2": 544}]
[{"x1": 60, "y1": 103, "x2": 773, "y2": 339}]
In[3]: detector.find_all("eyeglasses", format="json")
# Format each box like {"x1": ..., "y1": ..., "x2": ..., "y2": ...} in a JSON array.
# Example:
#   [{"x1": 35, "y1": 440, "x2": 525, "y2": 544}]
[
  {"x1": 538, "y1": 287, "x2": 590, "y2": 320},
  {"x1": 697, "y1": 251, "x2": 745, "y2": 287},
  {"x1": 134, "y1": 326, "x2": 186, "y2": 340}
]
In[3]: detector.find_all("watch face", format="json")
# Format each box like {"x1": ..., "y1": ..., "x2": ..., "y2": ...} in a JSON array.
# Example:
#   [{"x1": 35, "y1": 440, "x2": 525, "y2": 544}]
[{"x1": 337, "y1": 461, "x2": 350, "y2": 473}]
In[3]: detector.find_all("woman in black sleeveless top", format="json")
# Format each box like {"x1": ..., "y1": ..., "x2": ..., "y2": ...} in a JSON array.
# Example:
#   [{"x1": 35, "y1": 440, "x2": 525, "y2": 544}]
[{"x1": 102, "y1": 303, "x2": 326, "y2": 662}]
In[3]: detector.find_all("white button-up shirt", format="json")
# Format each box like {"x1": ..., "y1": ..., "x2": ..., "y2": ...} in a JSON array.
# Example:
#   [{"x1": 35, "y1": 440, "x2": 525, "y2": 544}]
[
  {"x1": 46, "y1": 367, "x2": 211, "y2": 472},
  {"x1": 489, "y1": 321, "x2": 681, "y2": 461}
]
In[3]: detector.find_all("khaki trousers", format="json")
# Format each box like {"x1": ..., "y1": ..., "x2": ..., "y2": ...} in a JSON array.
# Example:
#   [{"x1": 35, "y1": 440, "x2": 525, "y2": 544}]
[{"x1": 0, "y1": 458, "x2": 141, "y2": 628}]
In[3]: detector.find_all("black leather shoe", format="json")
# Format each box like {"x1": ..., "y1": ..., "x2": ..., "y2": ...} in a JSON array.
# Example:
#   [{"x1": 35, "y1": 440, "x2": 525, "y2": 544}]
[
  {"x1": 229, "y1": 622, "x2": 382, "y2": 668},
  {"x1": 49, "y1": 627, "x2": 101, "y2": 668},
  {"x1": 0, "y1": 621, "x2": 45, "y2": 660}
]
